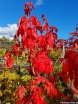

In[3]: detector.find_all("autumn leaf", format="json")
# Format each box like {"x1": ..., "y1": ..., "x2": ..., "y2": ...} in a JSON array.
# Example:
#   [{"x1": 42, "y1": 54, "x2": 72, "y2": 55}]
[
  {"x1": 31, "y1": 16, "x2": 41, "y2": 26},
  {"x1": 31, "y1": 85, "x2": 43, "y2": 95},
  {"x1": 24, "y1": 2, "x2": 34, "y2": 16},
  {"x1": 33, "y1": 76, "x2": 58, "y2": 97},
  {"x1": 13, "y1": 43, "x2": 20, "y2": 55},
  {"x1": 62, "y1": 59, "x2": 69, "y2": 72},
  {"x1": 6, "y1": 57, "x2": 14, "y2": 69},
  {"x1": 32, "y1": 52, "x2": 53, "y2": 74},
  {"x1": 15, "y1": 85, "x2": 26, "y2": 100},
  {"x1": 50, "y1": 26, "x2": 58, "y2": 32},
  {"x1": 31, "y1": 92, "x2": 47, "y2": 104}
]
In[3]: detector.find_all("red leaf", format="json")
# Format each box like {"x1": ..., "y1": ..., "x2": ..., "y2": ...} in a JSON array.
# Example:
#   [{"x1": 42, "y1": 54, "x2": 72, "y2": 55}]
[
  {"x1": 53, "y1": 33, "x2": 58, "y2": 40},
  {"x1": 50, "y1": 26, "x2": 58, "y2": 32},
  {"x1": 74, "y1": 56, "x2": 78, "y2": 67},
  {"x1": 22, "y1": 34, "x2": 27, "y2": 42},
  {"x1": 62, "y1": 60, "x2": 69, "y2": 72},
  {"x1": 33, "y1": 52, "x2": 53, "y2": 74},
  {"x1": 31, "y1": 92, "x2": 47, "y2": 104},
  {"x1": 32, "y1": 28, "x2": 38, "y2": 39},
  {"x1": 13, "y1": 43, "x2": 20, "y2": 55},
  {"x1": 33, "y1": 76, "x2": 58, "y2": 97},
  {"x1": 6, "y1": 57, "x2": 14, "y2": 69},
  {"x1": 23, "y1": 96, "x2": 31, "y2": 104},
  {"x1": 37, "y1": 35, "x2": 45, "y2": 47},
  {"x1": 27, "y1": 38, "x2": 34, "y2": 51},
  {"x1": 74, "y1": 78, "x2": 78, "y2": 90},
  {"x1": 15, "y1": 85, "x2": 26, "y2": 100},
  {"x1": 44, "y1": 83, "x2": 58, "y2": 97},
  {"x1": 31, "y1": 85, "x2": 43, "y2": 95},
  {"x1": 48, "y1": 76, "x2": 56, "y2": 85},
  {"x1": 26, "y1": 27, "x2": 32, "y2": 38},
  {"x1": 31, "y1": 16, "x2": 41, "y2": 26},
  {"x1": 45, "y1": 33, "x2": 54, "y2": 48},
  {"x1": 36, "y1": 26, "x2": 43, "y2": 33},
  {"x1": 24, "y1": 2, "x2": 34, "y2": 16},
  {"x1": 69, "y1": 32, "x2": 78, "y2": 36},
  {"x1": 43, "y1": 23, "x2": 49, "y2": 31},
  {"x1": 43, "y1": 17, "x2": 48, "y2": 23},
  {"x1": 18, "y1": 16, "x2": 28, "y2": 30},
  {"x1": 65, "y1": 51, "x2": 76, "y2": 60},
  {"x1": 22, "y1": 39, "x2": 27, "y2": 49}
]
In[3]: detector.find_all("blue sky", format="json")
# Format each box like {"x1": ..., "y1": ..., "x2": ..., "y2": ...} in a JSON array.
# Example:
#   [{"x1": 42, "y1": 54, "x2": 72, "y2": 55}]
[{"x1": 0, "y1": 0, "x2": 78, "y2": 39}]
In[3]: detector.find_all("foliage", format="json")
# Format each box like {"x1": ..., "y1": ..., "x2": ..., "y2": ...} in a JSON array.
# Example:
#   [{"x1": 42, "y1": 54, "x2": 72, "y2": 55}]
[
  {"x1": 0, "y1": 69, "x2": 31, "y2": 103},
  {"x1": 3, "y1": 2, "x2": 64, "y2": 104}
]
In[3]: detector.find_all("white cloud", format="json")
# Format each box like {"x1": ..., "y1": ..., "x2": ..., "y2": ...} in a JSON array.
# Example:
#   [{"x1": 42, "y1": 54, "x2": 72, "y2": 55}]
[
  {"x1": 35, "y1": 0, "x2": 43, "y2": 6},
  {"x1": 0, "y1": 24, "x2": 17, "y2": 40}
]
